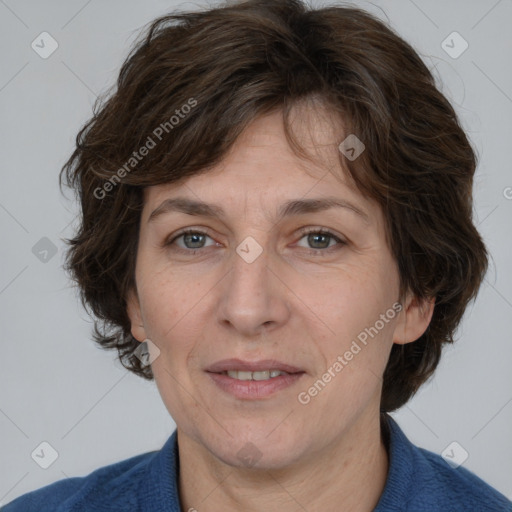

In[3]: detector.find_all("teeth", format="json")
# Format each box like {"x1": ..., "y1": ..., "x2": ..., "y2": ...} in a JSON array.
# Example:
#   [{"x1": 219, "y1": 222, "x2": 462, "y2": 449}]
[
  {"x1": 225, "y1": 370, "x2": 287, "y2": 381},
  {"x1": 253, "y1": 370, "x2": 270, "y2": 381}
]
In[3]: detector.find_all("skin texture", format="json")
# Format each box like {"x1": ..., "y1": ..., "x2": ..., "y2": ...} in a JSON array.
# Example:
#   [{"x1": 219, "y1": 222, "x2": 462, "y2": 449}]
[{"x1": 127, "y1": 106, "x2": 434, "y2": 511}]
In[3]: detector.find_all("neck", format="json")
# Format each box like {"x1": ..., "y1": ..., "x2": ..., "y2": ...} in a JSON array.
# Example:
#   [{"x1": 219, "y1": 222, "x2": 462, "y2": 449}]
[{"x1": 177, "y1": 410, "x2": 389, "y2": 512}]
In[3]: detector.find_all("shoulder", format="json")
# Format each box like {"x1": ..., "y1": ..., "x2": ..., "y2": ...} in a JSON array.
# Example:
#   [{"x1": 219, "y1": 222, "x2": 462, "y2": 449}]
[
  {"x1": 410, "y1": 445, "x2": 512, "y2": 511},
  {"x1": 376, "y1": 414, "x2": 512, "y2": 512},
  {"x1": 1, "y1": 450, "x2": 158, "y2": 512}
]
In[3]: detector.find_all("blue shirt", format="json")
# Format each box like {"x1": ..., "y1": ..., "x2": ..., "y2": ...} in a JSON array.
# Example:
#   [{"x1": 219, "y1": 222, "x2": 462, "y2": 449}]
[{"x1": 2, "y1": 415, "x2": 511, "y2": 511}]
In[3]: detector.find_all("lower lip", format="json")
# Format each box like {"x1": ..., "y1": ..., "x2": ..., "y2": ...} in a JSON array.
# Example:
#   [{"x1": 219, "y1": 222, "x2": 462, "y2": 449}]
[{"x1": 207, "y1": 372, "x2": 305, "y2": 399}]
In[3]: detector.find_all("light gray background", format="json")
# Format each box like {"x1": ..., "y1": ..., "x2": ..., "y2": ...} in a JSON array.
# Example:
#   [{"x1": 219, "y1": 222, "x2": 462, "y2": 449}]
[{"x1": 1, "y1": 0, "x2": 511, "y2": 506}]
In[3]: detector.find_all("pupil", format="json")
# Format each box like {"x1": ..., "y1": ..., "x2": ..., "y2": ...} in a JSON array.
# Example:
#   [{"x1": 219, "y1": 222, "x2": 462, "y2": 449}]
[
  {"x1": 185, "y1": 233, "x2": 204, "y2": 248},
  {"x1": 309, "y1": 233, "x2": 329, "y2": 249}
]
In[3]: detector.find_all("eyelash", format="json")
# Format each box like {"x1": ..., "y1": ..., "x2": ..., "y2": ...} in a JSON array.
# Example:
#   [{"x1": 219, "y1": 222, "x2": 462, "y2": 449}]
[{"x1": 164, "y1": 227, "x2": 346, "y2": 256}]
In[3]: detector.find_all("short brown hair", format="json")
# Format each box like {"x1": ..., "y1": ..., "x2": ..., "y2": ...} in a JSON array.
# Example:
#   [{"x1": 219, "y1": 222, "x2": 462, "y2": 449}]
[{"x1": 61, "y1": 0, "x2": 488, "y2": 412}]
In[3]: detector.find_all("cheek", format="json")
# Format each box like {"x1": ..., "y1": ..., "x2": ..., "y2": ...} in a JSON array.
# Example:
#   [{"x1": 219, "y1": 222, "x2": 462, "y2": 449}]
[
  {"x1": 135, "y1": 276, "x2": 196, "y2": 371},
  {"x1": 312, "y1": 263, "x2": 394, "y2": 325},
  {"x1": 137, "y1": 259, "x2": 194, "y2": 330},
  {"x1": 308, "y1": 264, "x2": 398, "y2": 368}
]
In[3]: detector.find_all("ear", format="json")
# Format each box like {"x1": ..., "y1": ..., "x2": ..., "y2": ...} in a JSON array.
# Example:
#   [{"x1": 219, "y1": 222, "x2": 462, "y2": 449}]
[
  {"x1": 392, "y1": 293, "x2": 435, "y2": 345},
  {"x1": 126, "y1": 288, "x2": 147, "y2": 342}
]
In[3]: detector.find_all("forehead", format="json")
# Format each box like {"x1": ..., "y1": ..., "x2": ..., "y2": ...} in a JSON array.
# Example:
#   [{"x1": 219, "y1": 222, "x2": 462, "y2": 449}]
[
  {"x1": 142, "y1": 108, "x2": 379, "y2": 222},
  {"x1": 142, "y1": 106, "x2": 385, "y2": 231}
]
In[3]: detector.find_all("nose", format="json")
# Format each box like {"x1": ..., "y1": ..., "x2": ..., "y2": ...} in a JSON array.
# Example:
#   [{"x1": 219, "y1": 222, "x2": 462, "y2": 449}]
[{"x1": 217, "y1": 238, "x2": 291, "y2": 337}]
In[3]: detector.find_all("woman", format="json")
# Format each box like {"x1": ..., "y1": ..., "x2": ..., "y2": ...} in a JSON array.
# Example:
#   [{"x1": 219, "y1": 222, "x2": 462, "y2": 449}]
[{"x1": 3, "y1": 0, "x2": 511, "y2": 510}]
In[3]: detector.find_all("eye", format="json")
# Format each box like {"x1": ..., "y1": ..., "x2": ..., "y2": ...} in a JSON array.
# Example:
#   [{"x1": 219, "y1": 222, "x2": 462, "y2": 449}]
[
  {"x1": 165, "y1": 229, "x2": 217, "y2": 253},
  {"x1": 295, "y1": 227, "x2": 346, "y2": 253}
]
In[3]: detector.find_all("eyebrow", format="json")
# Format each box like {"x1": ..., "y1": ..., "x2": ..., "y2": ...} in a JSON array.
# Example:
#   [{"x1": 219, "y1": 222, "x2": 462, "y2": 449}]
[{"x1": 148, "y1": 196, "x2": 370, "y2": 224}]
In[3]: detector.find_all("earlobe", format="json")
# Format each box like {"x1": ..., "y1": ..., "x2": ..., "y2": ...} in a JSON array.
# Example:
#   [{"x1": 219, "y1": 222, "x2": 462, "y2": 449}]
[
  {"x1": 126, "y1": 288, "x2": 147, "y2": 342},
  {"x1": 393, "y1": 294, "x2": 435, "y2": 345}
]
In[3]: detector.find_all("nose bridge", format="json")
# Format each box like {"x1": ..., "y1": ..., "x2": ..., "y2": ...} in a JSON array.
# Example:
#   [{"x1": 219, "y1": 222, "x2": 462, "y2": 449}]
[
  {"x1": 228, "y1": 234, "x2": 272, "y2": 306},
  {"x1": 217, "y1": 234, "x2": 288, "y2": 334}
]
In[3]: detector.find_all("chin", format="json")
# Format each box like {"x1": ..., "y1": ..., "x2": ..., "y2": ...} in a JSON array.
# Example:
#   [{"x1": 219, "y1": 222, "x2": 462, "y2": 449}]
[
  {"x1": 205, "y1": 426, "x2": 304, "y2": 470},
  {"x1": 215, "y1": 443, "x2": 300, "y2": 471}
]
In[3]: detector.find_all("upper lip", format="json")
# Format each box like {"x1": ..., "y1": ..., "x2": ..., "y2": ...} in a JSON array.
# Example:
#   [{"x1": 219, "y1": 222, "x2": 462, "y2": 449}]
[{"x1": 206, "y1": 358, "x2": 304, "y2": 374}]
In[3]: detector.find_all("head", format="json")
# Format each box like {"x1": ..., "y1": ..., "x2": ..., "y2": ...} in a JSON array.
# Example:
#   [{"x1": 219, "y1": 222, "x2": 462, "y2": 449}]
[{"x1": 61, "y1": 0, "x2": 488, "y2": 468}]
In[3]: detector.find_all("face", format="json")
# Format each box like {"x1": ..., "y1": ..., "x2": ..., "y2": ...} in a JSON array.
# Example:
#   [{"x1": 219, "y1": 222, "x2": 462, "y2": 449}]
[{"x1": 127, "y1": 106, "x2": 431, "y2": 470}]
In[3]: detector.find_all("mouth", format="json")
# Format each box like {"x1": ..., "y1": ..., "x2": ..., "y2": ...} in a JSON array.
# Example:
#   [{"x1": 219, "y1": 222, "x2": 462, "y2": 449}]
[
  {"x1": 206, "y1": 358, "x2": 304, "y2": 374},
  {"x1": 218, "y1": 369, "x2": 291, "y2": 381},
  {"x1": 205, "y1": 358, "x2": 305, "y2": 399}
]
